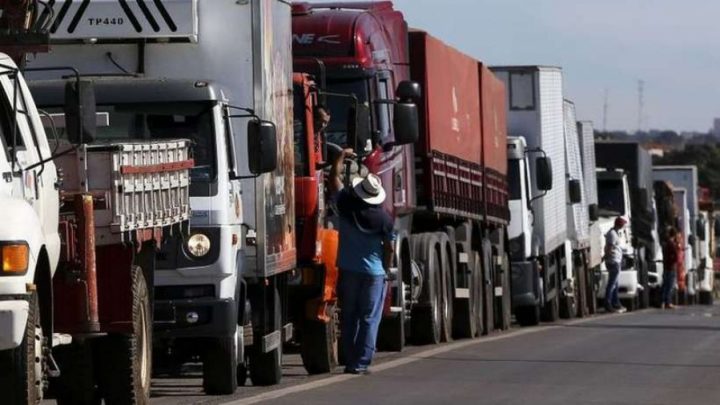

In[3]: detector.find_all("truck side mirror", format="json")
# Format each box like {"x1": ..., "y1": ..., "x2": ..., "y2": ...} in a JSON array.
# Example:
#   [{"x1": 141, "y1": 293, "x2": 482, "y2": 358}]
[
  {"x1": 64, "y1": 80, "x2": 96, "y2": 144},
  {"x1": 396, "y1": 80, "x2": 421, "y2": 101},
  {"x1": 247, "y1": 120, "x2": 278, "y2": 174},
  {"x1": 589, "y1": 203, "x2": 599, "y2": 221},
  {"x1": 535, "y1": 156, "x2": 552, "y2": 191},
  {"x1": 348, "y1": 104, "x2": 371, "y2": 155},
  {"x1": 568, "y1": 179, "x2": 582, "y2": 204},
  {"x1": 393, "y1": 101, "x2": 419, "y2": 145}
]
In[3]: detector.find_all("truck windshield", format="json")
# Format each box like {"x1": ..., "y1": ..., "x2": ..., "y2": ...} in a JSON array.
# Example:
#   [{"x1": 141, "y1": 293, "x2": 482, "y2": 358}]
[
  {"x1": 324, "y1": 78, "x2": 370, "y2": 148},
  {"x1": 507, "y1": 159, "x2": 522, "y2": 200},
  {"x1": 598, "y1": 179, "x2": 626, "y2": 216}
]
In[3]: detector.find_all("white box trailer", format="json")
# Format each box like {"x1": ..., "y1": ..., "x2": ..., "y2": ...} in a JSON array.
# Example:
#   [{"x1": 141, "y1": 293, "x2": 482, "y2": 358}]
[
  {"x1": 26, "y1": 0, "x2": 294, "y2": 392},
  {"x1": 653, "y1": 166, "x2": 699, "y2": 243},
  {"x1": 492, "y1": 66, "x2": 567, "y2": 255},
  {"x1": 577, "y1": 120, "x2": 602, "y2": 269},
  {"x1": 563, "y1": 100, "x2": 589, "y2": 249}
]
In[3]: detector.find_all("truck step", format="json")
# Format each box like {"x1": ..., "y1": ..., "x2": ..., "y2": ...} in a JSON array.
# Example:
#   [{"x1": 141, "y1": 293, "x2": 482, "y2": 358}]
[
  {"x1": 282, "y1": 322, "x2": 293, "y2": 342},
  {"x1": 52, "y1": 333, "x2": 72, "y2": 347}
]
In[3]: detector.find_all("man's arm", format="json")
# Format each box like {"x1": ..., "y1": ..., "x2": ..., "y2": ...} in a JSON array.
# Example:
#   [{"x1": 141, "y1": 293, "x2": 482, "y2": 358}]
[
  {"x1": 383, "y1": 239, "x2": 394, "y2": 272},
  {"x1": 329, "y1": 148, "x2": 354, "y2": 195}
]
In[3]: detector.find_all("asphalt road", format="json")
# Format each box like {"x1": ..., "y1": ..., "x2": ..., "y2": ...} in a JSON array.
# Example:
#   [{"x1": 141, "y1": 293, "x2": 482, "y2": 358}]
[{"x1": 42, "y1": 304, "x2": 720, "y2": 405}]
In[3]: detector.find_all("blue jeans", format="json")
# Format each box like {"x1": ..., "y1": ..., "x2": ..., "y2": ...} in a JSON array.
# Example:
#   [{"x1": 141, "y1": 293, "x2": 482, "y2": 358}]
[
  {"x1": 662, "y1": 270, "x2": 676, "y2": 305},
  {"x1": 338, "y1": 271, "x2": 386, "y2": 371},
  {"x1": 605, "y1": 261, "x2": 621, "y2": 308}
]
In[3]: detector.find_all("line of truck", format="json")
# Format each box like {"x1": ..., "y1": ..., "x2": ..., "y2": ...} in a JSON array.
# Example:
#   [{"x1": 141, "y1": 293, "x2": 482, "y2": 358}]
[{"x1": 0, "y1": 1, "x2": 714, "y2": 404}]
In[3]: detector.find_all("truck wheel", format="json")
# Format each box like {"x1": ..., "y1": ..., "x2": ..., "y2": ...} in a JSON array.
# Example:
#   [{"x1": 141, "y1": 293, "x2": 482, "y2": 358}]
[
  {"x1": 495, "y1": 253, "x2": 512, "y2": 330},
  {"x1": 52, "y1": 342, "x2": 99, "y2": 405},
  {"x1": 472, "y1": 252, "x2": 484, "y2": 337},
  {"x1": 0, "y1": 291, "x2": 44, "y2": 405},
  {"x1": 249, "y1": 287, "x2": 283, "y2": 386},
  {"x1": 301, "y1": 305, "x2": 339, "y2": 374},
  {"x1": 377, "y1": 304, "x2": 405, "y2": 352},
  {"x1": 699, "y1": 291, "x2": 714, "y2": 305},
  {"x1": 481, "y1": 244, "x2": 495, "y2": 335},
  {"x1": 515, "y1": 305, "x2": 540, "y2": 327},
  {"x1": 95, "y1": 266, "x2": 152, "y2": 405},
  {"x1": 202, "y1": 335, "x2": 238, "y2": 394},
  {"x1": 621, "y1": 297, "x2": 637, "y2": 312},
  {"x1": 586, "y1": 268, "x2": 598, "y2": 315},
  {"x1": 541, "y1": 293, "x2": 559, "y2": 322},
  {"x1": 411, "y1": 234, "x2": 442, "y2": 345},
  {"x1": 575, "y1": 257, "x2": 587, "y2": 318},
  {"x1": 560, "y1": 275, "x2": 578, "y2": 320},
  {"x1": 439, "y1": 234, "x2": 454, "y2": 343}
]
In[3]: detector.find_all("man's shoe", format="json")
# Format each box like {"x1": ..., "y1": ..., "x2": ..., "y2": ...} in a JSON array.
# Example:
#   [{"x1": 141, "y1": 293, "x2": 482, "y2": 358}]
[
  {"x1": 604, "y1": 305, "x2": 615, "y2": 313},
  {"x1": 343, "y1": 368, "x2": 359, "y2": 375},
  {"x1": 615, "y1": 306, "x2": 627, "y2": 314},
  {"x1": 355, "y1": 368, "x2": 372, "y2": 375},
  {"x1": 665, "y1": 304, "x2": 676, "y2": 310}
]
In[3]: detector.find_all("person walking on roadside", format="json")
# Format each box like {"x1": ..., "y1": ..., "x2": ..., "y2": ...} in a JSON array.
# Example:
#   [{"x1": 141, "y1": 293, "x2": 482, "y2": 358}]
[
  {"x1": 329, "y1": 149, "x2": 395, "y2": 375},
  {"x1": 661, "y1": 227, "x2": 681, "y2": 309},
  {"x1": 604, "y1": 216, "x2": 628, "y2": 313}
]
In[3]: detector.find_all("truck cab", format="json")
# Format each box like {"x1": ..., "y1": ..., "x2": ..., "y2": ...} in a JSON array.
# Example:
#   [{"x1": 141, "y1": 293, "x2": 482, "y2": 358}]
[{"x1": 596, "y1": 168, "x2": 639, "y2": 307}]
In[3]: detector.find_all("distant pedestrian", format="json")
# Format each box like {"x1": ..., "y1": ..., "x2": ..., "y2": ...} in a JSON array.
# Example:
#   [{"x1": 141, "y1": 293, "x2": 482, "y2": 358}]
[
  {"x1": 329, "y1": 149, "x2": 395, "y2": 375},
  {"x1": 604, "y1": 216, "x2": 628, "y2": 313},
  {"x1": 661, "y1": 227, "x2": 681, "y2": 309}
]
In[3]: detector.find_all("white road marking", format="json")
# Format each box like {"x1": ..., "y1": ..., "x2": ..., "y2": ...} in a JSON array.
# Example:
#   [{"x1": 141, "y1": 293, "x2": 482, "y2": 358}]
[{"x1": 223, "y1": 311, "x2": 636, "y2": 405}]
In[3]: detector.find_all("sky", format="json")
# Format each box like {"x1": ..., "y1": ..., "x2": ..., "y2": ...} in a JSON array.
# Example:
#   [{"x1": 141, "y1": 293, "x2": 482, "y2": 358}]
[{"x1": 385, "y1": 0, "x2": 720, "y2": 133}]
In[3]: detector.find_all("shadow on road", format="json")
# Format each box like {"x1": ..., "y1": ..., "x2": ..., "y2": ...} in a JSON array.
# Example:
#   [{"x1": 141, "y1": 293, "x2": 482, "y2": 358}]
[
  {"x1": 563, "y1": 323, "x2": 720, "y2": 332},
  {"x1": 420, "y1": 356, "x2": 720, "y2": 369}
]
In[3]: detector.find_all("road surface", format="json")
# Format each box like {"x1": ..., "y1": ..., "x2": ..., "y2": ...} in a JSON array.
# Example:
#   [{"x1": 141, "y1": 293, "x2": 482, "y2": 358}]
[{"x1": 43, "y1": 304, "x2": 720, "y2": 404}]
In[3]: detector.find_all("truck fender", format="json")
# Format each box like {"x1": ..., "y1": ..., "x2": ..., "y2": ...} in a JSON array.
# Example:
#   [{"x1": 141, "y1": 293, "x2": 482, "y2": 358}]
[{"x1": 0, "y1": 197, "x2": 46, "y2": 287}]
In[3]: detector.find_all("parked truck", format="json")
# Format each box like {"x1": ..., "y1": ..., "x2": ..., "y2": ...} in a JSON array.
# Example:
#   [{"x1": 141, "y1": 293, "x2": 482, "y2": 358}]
[
  {"x1": 293, "y1": 2, "x2": 513, "y2": 351},
  {"x1": 27, "y1": 0, "x2": 291, "y2": 393},
  {"x1": 595, "y1": 141, "x2": 655, "y2": 310},
  {"x1": 563, "y1": 100, "x2": 592, "y2": 318},
  {"x1": 493, "y1": 65, "x2": 578, "y2": 326},
  {"x1": 697, "y1": 187, "x2": 714, "y2": 305},
  {"x1": 577, "y1": 120, "x2": 601, "y2": 314},
  {"x1": 653, "y1": 166, "x2": 699, "y2": 304}
]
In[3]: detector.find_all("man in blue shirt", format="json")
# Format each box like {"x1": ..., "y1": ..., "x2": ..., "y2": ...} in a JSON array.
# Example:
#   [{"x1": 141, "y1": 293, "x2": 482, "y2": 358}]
[{"x1": 330, "y1": 149, "x2": 395, "y2": 375}]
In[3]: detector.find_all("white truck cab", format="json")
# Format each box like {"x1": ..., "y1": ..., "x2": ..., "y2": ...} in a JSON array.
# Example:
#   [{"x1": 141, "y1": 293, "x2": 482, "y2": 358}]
[{"x1": 596, "y1": 168, "x2": 640, "y2": 307}]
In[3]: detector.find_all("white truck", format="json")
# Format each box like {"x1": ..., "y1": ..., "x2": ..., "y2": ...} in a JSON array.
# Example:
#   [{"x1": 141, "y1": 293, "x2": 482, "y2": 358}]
[
  {"x1": 577, "y1": 120, "x2": 602, "y2": 314},
  {"x1": 563, "y1": 100, "x2": 591, "y2": 318},
  {"x1": 0, "y1": 55, "x2": 193, "y2": 405},
  {"x1": 494, "y1": 65, "x2": 576, "y2": 326},
  {"x1": 27, "y1": 0, "x2": 292, "y2": 393},
  {"x1": 653, "y1": 166, "x2": 699, "y2": 304}
]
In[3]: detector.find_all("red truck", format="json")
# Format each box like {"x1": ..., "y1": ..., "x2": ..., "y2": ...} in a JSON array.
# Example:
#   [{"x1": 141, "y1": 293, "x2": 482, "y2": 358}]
[{"x1": 292, "y1": 1, "x2": 511, "y2": 351}]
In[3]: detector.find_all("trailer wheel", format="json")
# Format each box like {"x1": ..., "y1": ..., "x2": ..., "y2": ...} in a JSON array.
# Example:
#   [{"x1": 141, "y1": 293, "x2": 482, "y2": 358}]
[
  {"x1": 202, "y1": 335, "x2": 238, "y2": 394},
  {"x1": 0, "y1": 291, "x2": 44, "y2": 405},
  {"x1": 621, "y1": 296, "x2": 637, "y2": 312},
  {"x1": 411, "y1": 234, "x2": 442, "y2": 345},
  {"x1": 301, "y1": 305, "x2": 339, "y2": 374},
  {"x1": 439, "y1": 233, "x2": 454, "y2": 343},
  {"x1": 480, "y1": 243, "x2": 495, "y2": 334},
  {"x1": 515, "y1": 305, "x2": 540, "y2": 327},
  {"x1": 376, "y1": 302, "x2": 405, "y2": 352},
  {"x1": 699, "y1": 291, "x2": 714, "y2": 305},
  {"x1": 541, "y1": 293, "x2": 560, "y2": 322},
  {"x1": 586, "y1": 267, "x2": 598, "y2": 315},
  {"x1": 95, "y1": 266, "x2": 151, "y2": 405},
  {"x1": 52, "y1": 342, "x2": 99, "y2": 405},
  {"x1": 249, "y1": 287, "x2": 283, "y2": 386}
]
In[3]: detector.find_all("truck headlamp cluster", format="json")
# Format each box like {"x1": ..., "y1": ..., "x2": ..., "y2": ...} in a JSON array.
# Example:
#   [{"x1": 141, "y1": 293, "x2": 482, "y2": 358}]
[
  {"x1": 187, "y1": 234, "x2": 211, "y2": 258},
  {"x1": 1, "y1": 242, "x2": 29, "y2": 275}
]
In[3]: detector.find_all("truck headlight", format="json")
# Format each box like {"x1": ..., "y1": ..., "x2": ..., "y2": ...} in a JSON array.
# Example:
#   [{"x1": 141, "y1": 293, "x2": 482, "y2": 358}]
[
  {"x1": 187, "y1": 234, "x2": 211, "y2": 258},
  {"x1": 1, "y1": 242, "x2": 29, "y2": 275}
]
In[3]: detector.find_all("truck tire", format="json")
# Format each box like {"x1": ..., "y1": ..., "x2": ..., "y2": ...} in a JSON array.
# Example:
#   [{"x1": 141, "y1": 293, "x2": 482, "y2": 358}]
[
  {"x1": 0, "y1": 291, "x2": 44, "y2": 405},
  {"x1": 95, "y1": 266, "x2": 152, "y2": 405},
  {"x1": 480, "y1": 244, "x2": 495, "y2": 335},
  {"x1": 249, "y1": 287, "x2": 283, "y2": 386},
  {"x1": 541, "y1": 293, "x2": 559, "y2": 322},
  {"x1": 495, "y1": 252, "x2": 512, "y2": 331},
  {"x1": 639, "y1": 257, "x2": 650, "y2": 309},
  {"x1": 301, "y1": 305, "x2": 339, "y2": 373},
  {"x1": 411, "y1": 234, "x2": 442, "y2": 345},
  {"x1": 515, "y1": 305, "x2": 540, "y2": 327},
  {"x1": 439, "y1": 233, "x2": 454, "y2": 343},
  {"x1": 586, "y1": 267, "x2": 598, "y2": 315},
  {"x1": 560, "y1": 272, "x2": 578, "y2": 320},
  {"x1": 699, "y1": 291, "x2": 714, "y2": 305},
  {"x1": 52, "y1": 342, "x2": 100, "y2": 405},
  {"x1": 202, "y1": 335, "x2": 238, "y2": 394},
  {"x1": 377, "y1": 306, "x2": 405, "y2": 352},
  {"x1": 472, "y1": 252, "x2": 484, "y2": 337},
  {"x1": 575, "y1": 255, "x2": 587, "y2": 318},
  {"x1": 621, "y1": 296, "x2": 637, "y2": 312}
]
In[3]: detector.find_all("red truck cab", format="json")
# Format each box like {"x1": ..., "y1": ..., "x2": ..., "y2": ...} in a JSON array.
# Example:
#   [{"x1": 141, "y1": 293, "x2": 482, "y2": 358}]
[{"x1": 292, "y1": 1, "x2": 418, "y2": 216}]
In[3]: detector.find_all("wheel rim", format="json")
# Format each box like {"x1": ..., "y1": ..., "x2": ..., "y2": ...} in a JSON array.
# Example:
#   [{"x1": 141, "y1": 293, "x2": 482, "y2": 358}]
[{"x1": 139, "y1": 301, "x2": 150, "y2": 391}]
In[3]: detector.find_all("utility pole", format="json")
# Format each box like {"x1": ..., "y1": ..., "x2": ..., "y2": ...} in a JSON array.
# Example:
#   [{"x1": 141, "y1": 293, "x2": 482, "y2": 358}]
[
  {"x1": 602, "y1": 88, "x2": 608, "y2": 132},
  {"x1": 637, "y1": 79, "x2": 645, "y2": 134}
]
